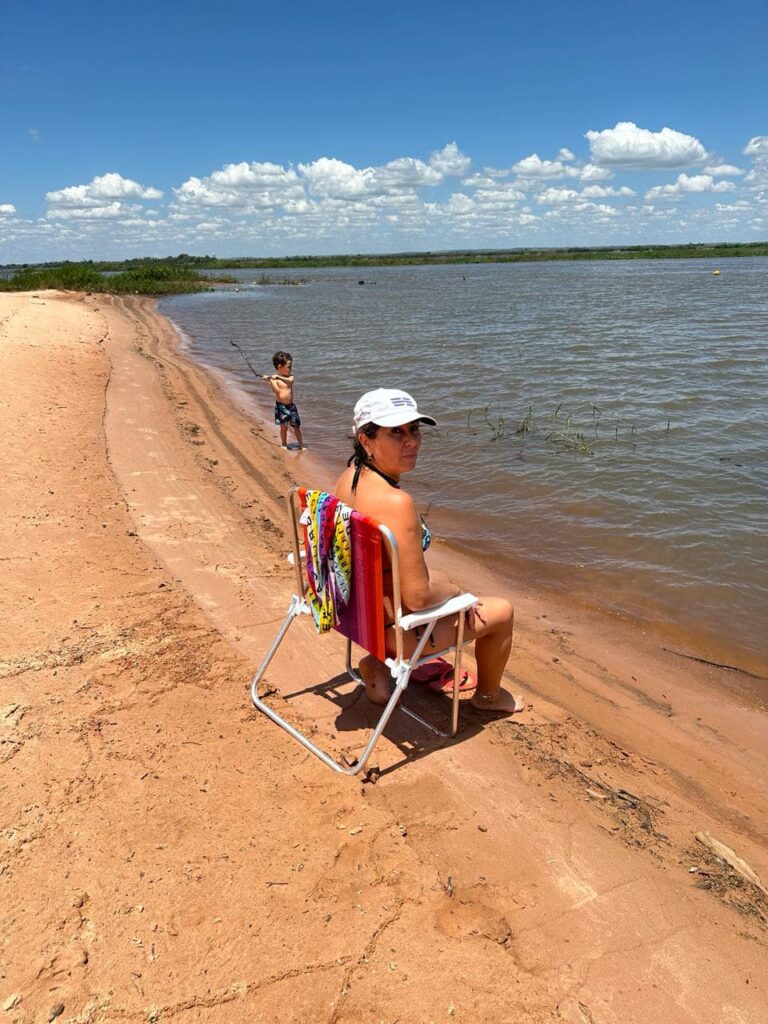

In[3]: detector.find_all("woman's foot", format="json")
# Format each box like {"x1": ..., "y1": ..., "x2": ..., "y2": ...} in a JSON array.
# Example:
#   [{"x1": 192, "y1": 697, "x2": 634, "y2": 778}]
[
  {"x1": 469, "y1": 686, "x2": 525, "y2": 714},
  {"x1": 359, "y1": 655, "x2": 394, "y2": 706}
]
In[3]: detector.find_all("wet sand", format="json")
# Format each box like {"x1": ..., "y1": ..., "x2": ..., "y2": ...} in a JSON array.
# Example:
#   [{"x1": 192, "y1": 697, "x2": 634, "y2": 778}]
[{"x1": 1, "y1": 290, "x2": 767, "y2": 1023}]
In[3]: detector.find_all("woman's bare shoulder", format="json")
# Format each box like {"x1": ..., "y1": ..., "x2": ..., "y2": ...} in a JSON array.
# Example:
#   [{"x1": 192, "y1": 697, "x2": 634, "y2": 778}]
[
  {"x1": 333, "y1": 473, "x2": 416, "y2": 526},
  {"x1": 333, "y1": 466, "x2": 355, "y2": 500},
  {"x1": 375, "y1": 486, "x2": 418, "y2": 527},
  {"x1": 384, "y1": 487, "x2": 416, "y2": 511}
]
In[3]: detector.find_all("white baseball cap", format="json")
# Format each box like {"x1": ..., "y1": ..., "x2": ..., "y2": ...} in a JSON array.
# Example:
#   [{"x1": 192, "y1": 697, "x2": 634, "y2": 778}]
[{"x1": 353, "y1": 388, "x2": 437, "y2": 432}]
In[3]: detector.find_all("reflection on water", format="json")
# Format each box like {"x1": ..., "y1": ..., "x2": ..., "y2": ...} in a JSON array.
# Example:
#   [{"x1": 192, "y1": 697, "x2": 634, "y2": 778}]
[{"x1": 160, "y1": 258, "x2": 768, "y2": 672}]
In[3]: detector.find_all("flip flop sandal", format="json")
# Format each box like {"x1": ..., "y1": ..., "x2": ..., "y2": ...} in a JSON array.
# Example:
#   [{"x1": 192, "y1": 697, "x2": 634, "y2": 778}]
[
  {"x1": 410, "y1": 657, "x2": 452, "y2": 685},
  {"x1": 427, "y1": 663, "x2": 477, "y2": 695}
]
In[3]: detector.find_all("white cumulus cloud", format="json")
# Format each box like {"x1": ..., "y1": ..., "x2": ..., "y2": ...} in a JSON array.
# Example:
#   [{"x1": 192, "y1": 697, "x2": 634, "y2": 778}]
[
  {"x1": 645, "y1": 173, "x2": 736, "y2": 199},
  {"x1": 743, "y1": 137, "x2": 768, "y2": 190},
  {"x1": 714, "y1": 202, "x2": 751, "y2": 213},
  {"x1": 513, "y1": 154, "x2": 614, "y2": 184},
  {"x1": 467, "y1": 184, "x2": 526, "y2": 210},
  {"x1": 173, "y1": 146, "x2": 469, "y2": 237},
  {"x1": 574, "y1": 202, "x2": 620, "y2": 218},
  {"x1": 209, "y1": 161, "x2": 299, "y2": 189},
  {"x1": 376, "y1": 156, "x2": 444, "y2": 190},
  {"x1": 462, "y1": 168, "x2": 510, "y2": 187},
  {"x1": 581, "y1": 185, "x2": 635, "y2": 198},
  {"x1": 512, "y1": 153, "x2": 569, "y2": 179},
  {"x1": 744, "y1": 136, "x2": 768, "y2": 156},
  {"x1": 429, "y1": 142, "x2": 471, "y2": 176},
  {"x1": 703, "y1": 163, "x2": 743, "y2": 176},
  {"x1": 586, "y1": 121, "x2": 708, "y2": 168},
  {"x1": 0, "y1": 203, "x2": 16, "y2": 215},
  {"x1": 536, "y1": 187, "x2": 580, "y2": 204},
  {"x1": 47, "y1": 172, "x2": 163, "y2": 207},
  {"x1": 47, "y1": 202, "x2": 130, "y2": 220},
  {"x1": 297, "y1": 155, "x2": 443, "y2": 200},
  {"x1": 445, "y1": 193, "x2": 475, "y2": 214},
  {"x1": 575, "y1": 163, "x2": 613, "y2": 182},
  {"x1": 174, "y1": 161, "x2": 304, "y2": 210},
  {"x1": 296, "y1": 158, "x2": 373, "y2": 199}
]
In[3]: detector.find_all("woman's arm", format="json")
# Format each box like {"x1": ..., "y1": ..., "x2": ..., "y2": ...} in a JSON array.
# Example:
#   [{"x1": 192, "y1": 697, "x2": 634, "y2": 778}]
[{"x1": 381, "y1": 490, "x2": 460, "y2": 610}]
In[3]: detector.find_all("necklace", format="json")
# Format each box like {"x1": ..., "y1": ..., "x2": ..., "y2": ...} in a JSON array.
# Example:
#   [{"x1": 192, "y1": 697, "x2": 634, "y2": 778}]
[{"x1": 365, "y1": 462, "x2": 400, "y2": 489}]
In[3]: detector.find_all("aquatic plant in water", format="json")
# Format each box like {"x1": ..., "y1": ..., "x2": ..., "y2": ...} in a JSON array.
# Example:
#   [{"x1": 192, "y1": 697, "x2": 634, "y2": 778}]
[{"x1": 463, "y1": 401, "x2": 664, "y2": 457}]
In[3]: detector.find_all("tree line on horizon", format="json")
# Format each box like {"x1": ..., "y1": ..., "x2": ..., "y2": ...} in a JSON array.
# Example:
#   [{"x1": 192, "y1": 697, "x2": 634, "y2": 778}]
[{"x1": 2, "y1": 240, "x2": 768, "y2": 275}]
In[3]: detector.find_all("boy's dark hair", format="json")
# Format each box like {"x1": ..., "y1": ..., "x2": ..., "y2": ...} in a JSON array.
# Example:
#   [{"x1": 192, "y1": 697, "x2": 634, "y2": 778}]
[{"x1": 272, "y1": 351, "x2": 292, "y2": 369}]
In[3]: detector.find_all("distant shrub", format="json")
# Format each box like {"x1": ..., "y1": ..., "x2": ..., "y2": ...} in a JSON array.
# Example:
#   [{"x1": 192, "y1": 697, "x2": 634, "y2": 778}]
[
  {"x1": 0, "y1": 264, "x2": 105, "y2": 292},
  {"x1": 105, "y1": 265, "x2": 209, "y2": 294},
  {"x1": 0, "y1": 262, "x2": 211, "y2": 295}
]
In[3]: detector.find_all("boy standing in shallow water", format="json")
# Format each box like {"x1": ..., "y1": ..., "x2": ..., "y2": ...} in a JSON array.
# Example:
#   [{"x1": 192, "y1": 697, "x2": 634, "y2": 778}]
[{"x1": 262, "y1": 350, "x2": 305, "y2": 449}]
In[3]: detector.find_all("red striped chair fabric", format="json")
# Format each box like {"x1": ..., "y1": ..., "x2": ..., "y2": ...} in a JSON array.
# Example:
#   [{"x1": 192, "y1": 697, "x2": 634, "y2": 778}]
[{"x1": 297, "y1": 487, "x2": 387, "y2": 660}]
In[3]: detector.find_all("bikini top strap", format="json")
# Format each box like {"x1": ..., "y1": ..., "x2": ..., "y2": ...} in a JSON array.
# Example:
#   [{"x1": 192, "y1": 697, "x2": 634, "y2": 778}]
[{"x1": 365, "y1": 463, "x2": 400, "y2": 489}]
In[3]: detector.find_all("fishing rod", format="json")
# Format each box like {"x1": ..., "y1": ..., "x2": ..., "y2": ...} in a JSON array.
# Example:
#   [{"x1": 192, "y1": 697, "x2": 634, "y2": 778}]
[{"x1": 229, "y1": 339, "x2": 262, "y2": 380}]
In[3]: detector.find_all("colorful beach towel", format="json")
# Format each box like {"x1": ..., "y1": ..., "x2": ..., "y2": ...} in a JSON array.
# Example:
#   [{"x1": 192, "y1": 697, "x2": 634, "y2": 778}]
[{"x1": 301, "y1": 490, "x2": 353, "y2": 633}]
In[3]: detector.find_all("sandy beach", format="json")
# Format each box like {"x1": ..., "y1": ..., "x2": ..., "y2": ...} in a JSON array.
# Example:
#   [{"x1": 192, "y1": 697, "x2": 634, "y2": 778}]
[{"x1": 2, "y1": 290, "x2": 767, "y2": 1023}]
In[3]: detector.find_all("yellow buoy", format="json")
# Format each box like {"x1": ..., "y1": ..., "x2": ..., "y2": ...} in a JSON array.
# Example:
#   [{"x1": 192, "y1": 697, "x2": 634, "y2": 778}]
[{"x1": 711, "y1": 269, "x2": 720, "y2": 275}]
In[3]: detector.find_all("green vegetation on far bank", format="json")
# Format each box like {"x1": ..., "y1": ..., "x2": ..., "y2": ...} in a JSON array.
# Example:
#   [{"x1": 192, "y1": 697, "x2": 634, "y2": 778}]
[
  {"x1": 188, "y1": 240, "x2": 768, "y2": 269},
  {"x1": 0, "y1": 263, "x2": 235, "y2": 295},
  {"x1": 1, "y1": 242, "x2": 766, "y2": 291}
]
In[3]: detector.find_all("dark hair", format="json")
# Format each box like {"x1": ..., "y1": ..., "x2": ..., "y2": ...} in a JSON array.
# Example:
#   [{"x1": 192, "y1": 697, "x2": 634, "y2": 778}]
[
  {"x1": 272, "y1": 351, "x2": 292, "y2": 369},
  {"x1": 348, "y1": 422, "x2": 379, "y2": 492}
]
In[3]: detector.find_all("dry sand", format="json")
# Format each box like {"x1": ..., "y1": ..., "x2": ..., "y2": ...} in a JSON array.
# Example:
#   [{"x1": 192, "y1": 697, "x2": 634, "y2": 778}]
[{"x1": 1, "y1": 290, "x2": 767, "y2": 1024}]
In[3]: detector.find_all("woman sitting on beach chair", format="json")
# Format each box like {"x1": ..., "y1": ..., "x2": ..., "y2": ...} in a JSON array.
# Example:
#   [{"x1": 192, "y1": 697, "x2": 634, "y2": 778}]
[{"x1": 333, "y1": 388, "x2": 524, "y2": 714}]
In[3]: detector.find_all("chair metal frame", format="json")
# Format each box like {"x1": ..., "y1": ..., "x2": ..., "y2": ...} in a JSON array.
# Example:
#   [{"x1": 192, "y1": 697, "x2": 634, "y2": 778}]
[{"x1": 250, "y1": 487, "x2": 478, "y2": 775}]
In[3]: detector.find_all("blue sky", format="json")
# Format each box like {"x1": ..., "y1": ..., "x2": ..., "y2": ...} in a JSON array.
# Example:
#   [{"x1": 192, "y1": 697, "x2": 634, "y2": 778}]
[{"x1": 1, "y1": 0, "x2": 767, "y2": 261}]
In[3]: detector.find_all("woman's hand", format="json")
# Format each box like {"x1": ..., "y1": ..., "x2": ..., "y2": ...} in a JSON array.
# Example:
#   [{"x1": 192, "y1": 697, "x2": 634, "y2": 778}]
[{"x1": 464, "y1": 602, "x2": 486, "y2": 633}]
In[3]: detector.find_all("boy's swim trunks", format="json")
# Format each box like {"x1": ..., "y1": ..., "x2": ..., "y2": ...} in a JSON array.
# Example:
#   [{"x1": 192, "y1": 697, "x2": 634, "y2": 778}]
[{"x1": 275, "y1": 401, "x2": 301, "y2": 427}]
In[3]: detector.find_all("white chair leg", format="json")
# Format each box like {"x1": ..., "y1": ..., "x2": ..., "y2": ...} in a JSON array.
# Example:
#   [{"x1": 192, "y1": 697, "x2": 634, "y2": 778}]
[
  {"x1": 250, "y1": 595, "x2": 306, "y2": 704},
  {"x1": 450, "y1": 614, "x2": 467, "y2": 737}
]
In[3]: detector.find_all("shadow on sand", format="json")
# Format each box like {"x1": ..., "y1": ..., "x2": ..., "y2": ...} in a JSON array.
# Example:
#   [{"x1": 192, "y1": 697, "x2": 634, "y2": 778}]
[{"x1": 279, "y1": 671, "x2": 511, "y2": 780}]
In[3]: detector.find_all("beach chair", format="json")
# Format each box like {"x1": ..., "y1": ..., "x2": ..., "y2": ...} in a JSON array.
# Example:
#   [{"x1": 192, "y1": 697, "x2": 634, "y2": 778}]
[{"x1": 250, "y1": 486, "x2": 478, "y2": 775}]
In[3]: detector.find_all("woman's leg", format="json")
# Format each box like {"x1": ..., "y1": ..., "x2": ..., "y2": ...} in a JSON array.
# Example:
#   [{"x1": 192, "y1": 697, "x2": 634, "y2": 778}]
[
  {"x1": 467, "y1": 597, "x2": 524, "y2": 714},
  {"x1": 361, "y1": 595, "x2": 524, "y2": 713}
]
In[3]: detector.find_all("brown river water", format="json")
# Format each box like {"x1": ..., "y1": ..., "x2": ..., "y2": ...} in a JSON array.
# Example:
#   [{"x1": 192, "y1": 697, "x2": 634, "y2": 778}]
[{"x1": 159, "y1": 258, "x2": 768, "y2": 676}]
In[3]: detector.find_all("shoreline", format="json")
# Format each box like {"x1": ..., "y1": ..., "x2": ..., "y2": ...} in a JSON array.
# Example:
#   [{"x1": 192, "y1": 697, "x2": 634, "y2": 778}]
[{"x1": 3, "y1": 289, "x2": 767, "y2": 1022}]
